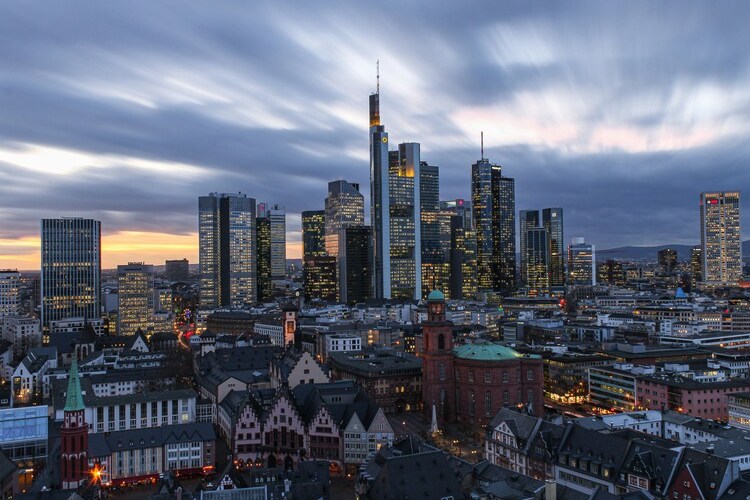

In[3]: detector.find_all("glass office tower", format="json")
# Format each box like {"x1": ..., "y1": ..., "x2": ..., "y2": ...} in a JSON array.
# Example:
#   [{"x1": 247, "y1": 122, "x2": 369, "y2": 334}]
[{"x1": 41, "y1": 218, "x2": 101, "y2": 331}]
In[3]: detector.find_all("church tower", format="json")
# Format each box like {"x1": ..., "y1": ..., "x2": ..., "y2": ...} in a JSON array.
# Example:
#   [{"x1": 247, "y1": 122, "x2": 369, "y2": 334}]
[
  {"x1": 420, "y1": 290, "x2": 455, "y2": 424},
  {"x1": 61, "y1": 354, "x2": 89, "y2": 490},
  {"x1": 281, "y1": 302, "x2": 299, "y2": 346}
]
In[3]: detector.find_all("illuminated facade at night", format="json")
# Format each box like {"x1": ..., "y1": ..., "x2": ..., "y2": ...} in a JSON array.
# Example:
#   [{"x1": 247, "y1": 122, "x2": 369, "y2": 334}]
[
  {"x1": 568, "y1": 237, "x2": 596, "y2": 286},
  {"x1": 302, "y1": 210, "x2": 336, "y2": 301},
  {"x1": 324, "y1": 180, "x2": 364, "y2": 257},
  {"x1": 700, "y1": 191, "x2": 742, "y2": 285},
  {"x1": 256, "y1": 215, "x2": 272, "y2": 302},
  {"x1": 302, "y1": 256, "x2": 338, "y2": 302},
  {"x1": 369, "y1": 76, "x2": 422, "y2": 300},
  {"x1": 441, "y1": 199, "x2": 476, "y2": 300},
  {"x1": 519, "y1": 208, "x2": 564, "y2": 294},
  {"x1": 0, "y1": 270, "x2": 20, "y2": 318},
  {"x1": 543, "y1": 208, "x2": 565, "y2": 289},
  {"x1": 524, "y1": 227, "x2": 549, "y2": 296},
  {"x1": 519, "y1": 210, "x2": 540, "y2": 289},
  {"x1": 41, "y1": 218, "x2": 101, "y2": 332},
  {"x1": 420, "y1": 162, "x2": 447, "y2": 298},
  {"x1": 302, "y1": 210, "x2": 326, "y2": 259},
  {"x1": 116, "y1": 262, "x2": 154, "y2": 336},
  {"x1": 471, "y1": 158, "x2": 516, "y2": 294},
  {"x1": 199, "y1": 193, "x2": 256, "y2": 308}
]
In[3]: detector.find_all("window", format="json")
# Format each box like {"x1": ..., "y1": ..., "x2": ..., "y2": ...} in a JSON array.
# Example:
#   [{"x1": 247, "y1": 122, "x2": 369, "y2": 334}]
[
  {"x1": 502, "y1": 371, "x2": 509, "y2": 383},
  {"x1": 485, "y1": 391, "x2": 492, "y2": 416},
  {"x1": 527, "y1": 369, "x2": 534, "y2": 381},
  {"x1": 503, "y1": 391, "x2": 509, "y2": 405},
  {"x1": 438, "y1": 334, "x2": 445, "y2": 350},
  {"x1": 439, "y1": 362, "x2": 446, "y2": 381},
  {"x1": 469, "y1": 391, "x2": 475, "y2": 417},
  {"x1": 468, "y1": 371, "x2": 474, "y2": 383},
  {"x1": 455, "y1": 369, "x2": 460, "y2": 382},
  {"x1": 484, "y1": 372, "x2": 491, "y2": 384}
]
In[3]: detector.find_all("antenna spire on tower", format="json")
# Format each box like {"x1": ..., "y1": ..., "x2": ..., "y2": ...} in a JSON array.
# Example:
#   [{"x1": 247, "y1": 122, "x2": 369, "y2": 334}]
[
  {"x1": 481, "y1": 131, "x2": 484, "y2": 159},
  {"x1": 376, "y1": 60, "x2": 380, "y2": 94}
]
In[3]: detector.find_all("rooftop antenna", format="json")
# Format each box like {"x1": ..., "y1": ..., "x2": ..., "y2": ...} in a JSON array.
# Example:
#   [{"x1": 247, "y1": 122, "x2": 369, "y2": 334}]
[
  {"x1": 376, "y1": 60, "x2": 380, "y2": 94},
  {"x1": 481, "y1": 131, "x2": 484, "y2": 160}
]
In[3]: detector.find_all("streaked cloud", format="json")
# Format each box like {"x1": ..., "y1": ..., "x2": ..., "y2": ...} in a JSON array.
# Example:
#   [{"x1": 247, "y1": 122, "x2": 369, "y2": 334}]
[{"x1": 0, "y1": 0, "x2": 748, "y2": 269}]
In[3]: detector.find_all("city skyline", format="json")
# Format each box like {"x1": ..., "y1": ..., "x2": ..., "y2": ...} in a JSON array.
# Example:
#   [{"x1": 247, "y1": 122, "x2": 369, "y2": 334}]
[{"x1": 2, "y1": 2, "x2": 750, "y2": 269}]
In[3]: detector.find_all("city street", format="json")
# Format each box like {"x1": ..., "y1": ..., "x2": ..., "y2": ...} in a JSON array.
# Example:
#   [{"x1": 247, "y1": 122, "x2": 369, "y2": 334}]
[{"x1": 387, "y1": 412, "x2": 484, "y2": 463}]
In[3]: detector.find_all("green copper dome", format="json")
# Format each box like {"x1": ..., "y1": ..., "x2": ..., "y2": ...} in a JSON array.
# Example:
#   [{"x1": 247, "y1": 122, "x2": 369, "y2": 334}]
[
  {"x1": 453, "y1": 343, "x2": 522, "y2": 361},
  {"x1": 427, "y1": 290, "x2": 445, "y2": 301}
]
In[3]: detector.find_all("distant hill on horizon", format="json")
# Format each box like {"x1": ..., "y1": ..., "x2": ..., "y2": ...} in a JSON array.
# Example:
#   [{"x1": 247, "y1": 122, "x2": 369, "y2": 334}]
[{"x1": 597, "y1": 240, "x2": 750, "y2": 262}]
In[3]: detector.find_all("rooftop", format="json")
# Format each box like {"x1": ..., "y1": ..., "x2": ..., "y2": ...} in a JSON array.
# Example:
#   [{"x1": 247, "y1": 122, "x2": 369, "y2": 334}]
[{"x1": 453, "y1": 343, "x2": 523, "y2": 361}]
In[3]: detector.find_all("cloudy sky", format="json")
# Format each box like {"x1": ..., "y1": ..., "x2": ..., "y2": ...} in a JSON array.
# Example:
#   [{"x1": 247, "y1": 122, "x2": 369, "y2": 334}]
[{"x1": 1, "y1": 1, "x2": 748, "y2": 269}]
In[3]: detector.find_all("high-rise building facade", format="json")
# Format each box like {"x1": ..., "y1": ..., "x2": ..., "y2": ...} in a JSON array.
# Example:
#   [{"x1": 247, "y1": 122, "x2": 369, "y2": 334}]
[
  {"x1": 597, "y1": 260, "x2": 626, "y2": 286},
  {"x1": 369, "y1": 82, "x2": 421, "y2": 300},
  {"x1": 387, "y1": 143, "x2": 422, "y2": 300},
  {"x1": 690, "y1": 246, "x2": 703, "y2": 288},
  {"x1": 0, "y1": 270, "x2": 21, "y2": 318},
  {"x1": 258, "y1": 203, "x2": 287, "y2": 280},
  {"x1": 165, "y1": 259, "x2": 189, "y2": 282},
  {"x1": 519, "y1": 210, "x2": 540, "y2": 288},
  {"x1": 471, "y1": 158, "x2": 516, "y2": 294},
  {"x1": 658, "y1": 248, "x2": 678, "y2": 276},
  {"x1": 324, "y1": 180, "x2": 364, "y2": 257},
  {"x1": 568, "y1": 237, "x2": 596, "y2": 286},
  {"x1": 420, "y1": 162, "x2": 447, "y2": 298},
  {"x1": 700, "y1": 191, "x2": 742, "y2": 285},
  {"x1": 439, "y1": 199, "x2": 475, "y2": 300},
  {"x1": 256, "y1": 216, "x2": 272, "y2": 302},
  {"x1": 302, "y1": 210, "x2": 337, "y2": 302},
  {"x1": 41, "y1": 218, "x2": 101, "y2": 331},
  {"x1": 117, "y1": 263, "x2": 154, "y2": 336},
  {"x1": 302, "y1": 210, "x2": 326, "y2": 258},
  {"x1": 338, "y1": 226, "x2": 372, "y2": 304},
  {"x1": 198, "y1": 193, "x2": 256, "y2": 308},
  {"x1": 519, "y1": 208, "x2": 565, "y2": 294},
  {"x1": 302, "y1": 256, "x2": 338, "y2": 302},
  {"x1": 524, "y1": 227, "x2": 549, "y2": 295},
  {"x1": 542, "y1": 208, "x2": 565, "y2": 288}
]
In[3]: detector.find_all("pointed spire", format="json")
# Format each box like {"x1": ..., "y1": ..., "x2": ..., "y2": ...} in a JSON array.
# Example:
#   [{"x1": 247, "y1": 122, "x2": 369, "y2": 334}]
[
  {"x1": 376, "y1": 59, "x2": 380, "y2": 94},
  {"x1": 481, "y1": 131, "x2": 484, "y2": 160},
  {"x1": 64, "y1": 352, "x2": 85, "y2": 412}
]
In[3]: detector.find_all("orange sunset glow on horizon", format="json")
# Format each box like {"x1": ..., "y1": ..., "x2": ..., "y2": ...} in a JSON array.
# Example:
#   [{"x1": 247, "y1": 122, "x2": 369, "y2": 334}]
[{"x1": 0, "y1": 231, "x2": 303, "y2": 271}]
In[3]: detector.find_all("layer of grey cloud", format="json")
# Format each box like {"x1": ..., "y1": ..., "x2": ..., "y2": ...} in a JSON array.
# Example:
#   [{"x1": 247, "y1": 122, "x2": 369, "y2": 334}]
[{"x1": 1, "y1": 0, "x2": 749, "y2": 257}]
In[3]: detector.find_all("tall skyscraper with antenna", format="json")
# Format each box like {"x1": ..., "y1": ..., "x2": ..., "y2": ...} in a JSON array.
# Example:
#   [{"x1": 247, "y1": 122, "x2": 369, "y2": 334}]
[
  {"x1": 370, "y1": 63, "x2": 422, "y2": 299},
  {"x1": 471, "y1": 134, "x2": 516, "y2": 294}
]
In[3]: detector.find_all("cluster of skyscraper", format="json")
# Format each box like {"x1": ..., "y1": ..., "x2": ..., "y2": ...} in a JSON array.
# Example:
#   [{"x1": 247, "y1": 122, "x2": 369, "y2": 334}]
[
  {"x1": 33, "y1": 86, "x2": 744, "y2": 335},
  {"x1": 363, "y1": 76, "x2": 524, "y2": 302},
  {"x1": 301, "y1": 180, "x2": 370, "y2": 304}
]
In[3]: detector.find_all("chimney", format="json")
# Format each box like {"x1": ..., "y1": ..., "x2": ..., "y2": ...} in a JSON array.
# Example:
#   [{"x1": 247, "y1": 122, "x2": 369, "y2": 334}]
[
  {"x1": 545, "y1": 479, "x2": 556, "y2": 500},
  {"x1": 706, "y1": 444, "x2": 715, "y2": 455}
]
